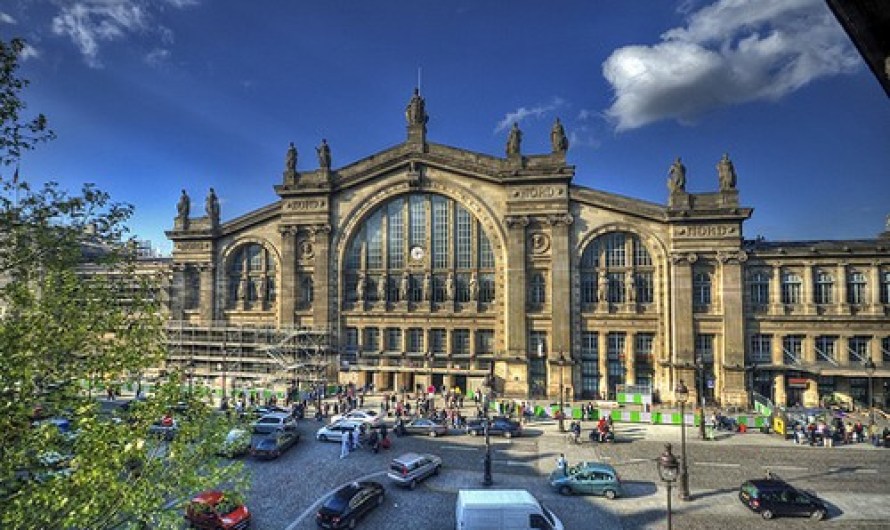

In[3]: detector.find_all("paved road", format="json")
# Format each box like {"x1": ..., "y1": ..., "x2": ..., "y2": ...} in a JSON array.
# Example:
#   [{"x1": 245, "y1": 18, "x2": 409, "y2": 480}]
[{"x1": 240, "y1": 407, "x2": 890, "y2": 530}]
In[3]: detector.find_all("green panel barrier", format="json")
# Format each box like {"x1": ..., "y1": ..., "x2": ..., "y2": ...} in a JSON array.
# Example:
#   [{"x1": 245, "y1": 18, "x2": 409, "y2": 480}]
[
  {"x1": 572, "y1": 408, "x2": 583, "y2": 420},
  {"x1": 616, "y1": 392, "x2": 626, "y2": 403},
  {"x1": 629, "y1": 411, "x2": 641, "y2": 422},
  {"x1": 610, "y1": 410, "x2": 622, "y2": 421},
  {"x1": 652, "y1": 412, "x2": 662, "y2": 424},
  {"x1": 671, "y1": 412, "x2": 682, "y2": 425},
  {"x1": 634, "y1": 394, "x2": 643, "y2": 405}
]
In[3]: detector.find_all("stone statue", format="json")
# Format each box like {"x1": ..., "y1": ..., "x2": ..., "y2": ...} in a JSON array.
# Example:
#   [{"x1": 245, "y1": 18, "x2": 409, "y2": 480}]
[
  {"x1": 667, "y1": 157, "x2": 686, "y2": 193},
  {"x1": 256, "y1": 277, "x2": 266, "y2": 302},
  {"x1": 597, "y1": 271, "x2": 608, "y2": 302},
  {"x1": 469, "y1": 272, "x2": 479, "y2": 301},
  {"x1": 626, "y1": 272, "x2": 636, "y2": 303},
  {"x1": 285, "y1": 142, "x2": 297, "y2": 173},
  {"x1": 377, "y1": 275, "x2": 387, "y2": 302},
  {"x1": 550, "y1": 118, "x2": 569, "y2": 153},
  {"x1": 176, "y1": 189, "x2": 190, "y2": 220},
  {"x1": 316, "y1": 139, "x2": 331, "y2": 170},
  {"x1": 422, "y1": 273, "x2": 431, "y2": 301},
  {"x1": 717, "y1": 153, "x2": 736, "y2": 191},
  {"x1": 399, "y1": 272, "x2": 410, "y2": 301},
  {"x1": 445, "y1": 272, "x2": 455, "y2": 301},
  {"x1": 506, "y1": 122, "x2": 522, "y2": 156},
  {"x1": 355, "y1": 273, "x2": 366, "y2": 301},
  {"x1": 205, "y1": 188, "x2": 220, "y2": 222},
  {"x1": 237, "y1": 275, "x2": 249, "y2": 301},
  {"x1": 405, "y1": 87, "x2": 428, "y2": 125}
]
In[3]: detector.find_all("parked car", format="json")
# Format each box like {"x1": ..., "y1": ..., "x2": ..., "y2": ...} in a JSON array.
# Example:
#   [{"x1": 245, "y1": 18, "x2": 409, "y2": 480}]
[
  {"x1": 251, "y1": 412, "x2": 297, "y2": 434},
  {"x1": 251, "y1": 429, "x2": 300, "y2": 459},
  {"x1": 466, "y1": 416, "x2": 522, "y2": 438},
  {"x1": 248, "y1": 405, "x2": 293, "y2": 419},
  {"x1": 549, "y1": 461, "x2": 623, "y2": 499},
  {"x1": 330, "y1": 409, "x2": 384, "y2": 428},
  {"x1": 739, "y1": 478, "x2": 827, "y2": 520},
  {"x1": 184, "y1": 490, "x2": 251, "y2": 530},
  {"x1": 387, "y1": 452, "x2": 442, "y2": 489},
  {"x1": 217, "y1": 428, "x2": 252, "y2": 458},
  {"x1": 455, "y1": 489, "x2": 564, "y2": 530},
  {"x1": 148, "y1": 415, "x2": 178, "y2": 440},
  {"x1": 316, "y1": 420, "x2": 363, "y2": 442},
  {"x1": 316, "y1": 481, "x2": 385, "y2": 529},
  {"x1": 397, "y1": 417, "x2": 449, "y2": 437}
]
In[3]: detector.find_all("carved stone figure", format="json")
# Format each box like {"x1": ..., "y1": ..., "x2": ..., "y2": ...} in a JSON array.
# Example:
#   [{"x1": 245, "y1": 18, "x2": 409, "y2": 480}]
[
  {"x1": 316, "y1": 139, "x2": 331, "y2": 170},
  {"x1": 399, "y1": 271, "x2": 410, "y2": 301},
  {"x1": 445, "y1": 272, "x2": 455, "y2": 301},
  {"x1": 377, "y1": 275, "x2": 387, "y2": 302},
  {"x1": 550, "y1": 118, "x2": 569, "y2": 153},
  {"x1": 355, "y1": 273, "x2": 366, "y2": 301},
  {"x1": 256, "y1": 277, "x2": 266, "y2": 302},
  {"x1": 205, "y1": 188, "x2": 220, "y2": 222},
  {"x1": 176, "y1": 189, "x2": 190, "y2": 220},
  {"x1": 506, "y1": 122, "x2": 522, "y2": 156},
  {"x1": 285, "y1": 142, "x2": 297, "y2": 173},
  {"x1": 237, "y1": 275, "x2": 249, "y2": 301},
  {"x1": 469, "y1": 272, "x2": 479, "y2": 301},
  {"x1": 667, "y1": 157, "x2": 687, "y2": 193},
  {"x1": 422, "y1": 273, "x2": 431, "y2": 301},
  {"x1": 405, "y1": 87, "x2": 428, "y2": 125},
  {"x1": 626, "y1": 272, "x2": 636, "y2": 303},
  {"x1": 597, "y1": 271, "x2": 609, "y2": 302},
  {"x1": 717, "y1": 153, "x2": 737, "y2": 191}
]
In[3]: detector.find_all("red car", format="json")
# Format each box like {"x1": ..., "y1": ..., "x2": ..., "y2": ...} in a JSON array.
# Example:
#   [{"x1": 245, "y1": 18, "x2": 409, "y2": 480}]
[{"x1": 185, "y1": 490, "x2": 251, "y2": 529}]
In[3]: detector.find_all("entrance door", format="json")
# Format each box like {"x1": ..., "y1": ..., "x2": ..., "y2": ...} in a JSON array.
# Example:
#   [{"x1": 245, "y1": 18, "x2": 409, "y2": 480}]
[{"x1": 453, "y1": 375, "x2": 467, "y2": 394}]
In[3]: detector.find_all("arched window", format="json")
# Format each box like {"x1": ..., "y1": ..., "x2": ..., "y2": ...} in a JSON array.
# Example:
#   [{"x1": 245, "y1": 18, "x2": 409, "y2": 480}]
[
  {"x1": 227, "y1": 243, "x2": 276, "y2": 309},
  {"x1": 579, "y1": 232, "x2": 654, "y2": 306},
  {"x1": 749, "y1": 270, "x2": 770, "y2": 305},
  {"x1": 344, "y1": 193, "x2": 496, "y2": 308},
  {"x1": 815, "y1": 270, "x2": 833, "y2": 305}
]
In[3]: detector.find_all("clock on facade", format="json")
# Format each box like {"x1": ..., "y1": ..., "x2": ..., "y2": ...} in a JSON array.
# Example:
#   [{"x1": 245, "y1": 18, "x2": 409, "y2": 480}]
[{"x1": 410, "y1": 246, "x2": 425, "y2": 261}]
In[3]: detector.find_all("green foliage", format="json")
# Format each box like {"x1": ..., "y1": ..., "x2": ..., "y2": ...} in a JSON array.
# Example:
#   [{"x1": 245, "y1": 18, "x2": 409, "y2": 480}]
[{"x1": 0, "y1": 38, "x2": 248, "y2": 529}]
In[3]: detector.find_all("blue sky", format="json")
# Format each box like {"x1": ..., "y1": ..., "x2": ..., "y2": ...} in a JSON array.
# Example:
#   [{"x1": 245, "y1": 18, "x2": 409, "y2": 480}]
[{"x1": 3, "y1": 0, "x2": 889, "y2": 255}]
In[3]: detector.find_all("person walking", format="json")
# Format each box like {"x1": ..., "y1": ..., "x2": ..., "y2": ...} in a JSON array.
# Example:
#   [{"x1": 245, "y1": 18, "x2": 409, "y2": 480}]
[
  {"x1": 340, "y1": 431, "x2": 350, "y2": 459},
  {"x1": 557, "y1": 453, "x2": 568, "y2": 476}
]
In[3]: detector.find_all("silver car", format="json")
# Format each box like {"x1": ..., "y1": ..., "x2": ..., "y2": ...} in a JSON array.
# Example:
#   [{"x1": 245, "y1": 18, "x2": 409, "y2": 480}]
[
  {"x1": 251, "y1": 412, "x2": 297, "y2": 434},
  {"x1": 386, "y1": 452, "x2": 442, "y2": 489},
  {"x1": 315, "y1": 420, "x2": 363, "y2": 442}
]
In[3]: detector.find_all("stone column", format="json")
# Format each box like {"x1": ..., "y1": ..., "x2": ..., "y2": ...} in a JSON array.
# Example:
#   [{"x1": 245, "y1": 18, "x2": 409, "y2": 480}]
[
  {"x1": 837, "y1": 335, "x2": 850, "y2": 367},
  {"x1": 772, "y1": 333, "x2": 785, "y2": 366},
  {"x1": 769, "y1": 264, "x2": 782, "y2": 315},
  {"x1": 310, "y1": 224, "x2": 332, "y2": 328},
  {"x1": 803, "y1": 263, "x2": 815, "y2": 314},
  {"x1": 198, "y1": 263, "x2": 215, "y2": 323},
  {"x1": 504, "y1": 216, "x2": 529, "y2": 360},
  {"x1": 802, "y1": 335, "x2": 816, "y2": 364},
  {"x1": 773, "y1": 373, "x2": 787, "y2": 408},
  {"x1": 171, "y1": 264, "x2": 185, "y2": 320},
  {"x1": 870, "y1": 336, "x2": 883, "y2": 367},
  {"x1": 547, "y1": 214, "x2": 573, "y2": 353},
  {"x1": 670, "y1": 253, "x2": 696, "y2": 366},
  {"x1": 718, "y1": 251, "x2": 746, "y2": 394},
  {"x1": 836, "y1": 263, "x2": 849, "y2": 315},
  {"x1": 625, "y1": 332, "x2": 636, "y2": 386},
  {"x1": 869, "y1": 263, "x2": 882, "y2": 315},
  {"x1": 278, "y1": 225, "x2": 297, "y2": 327},
  {"x1": 598, "y1": 331, "x2": 608, "y2": 398}
]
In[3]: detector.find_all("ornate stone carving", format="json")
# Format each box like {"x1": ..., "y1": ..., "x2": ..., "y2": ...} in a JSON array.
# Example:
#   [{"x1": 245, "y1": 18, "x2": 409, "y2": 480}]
[
  {"x1": 308, "y1": 224, "x2": 332, "y2": 243},
  {"x1": 175, "y1": 241, "x2": 211, "y2": 251},
  {"x1": 667, "y1": 157, "x2": 686, "y2": 193},
  {"x1": 686, "y1": 253, "x2": 698, "y2": 263},
  {"x1": 506, "y1": 122, "x2": 522, "y2": 156},
  {"x1": 529, "y1": 232, "x2": 551, "y2": 255},
  {"x1": 546, "y1": 213, "x2": 574, "y2": 226},
  {"x1": 283, "y1": 198, "x2": 327, "y2": 211},
  {"x1": 511, "y1": 186, "x2": 565, "y2": 200},
  {"x1": 504, "y1": 215, "x2": 529, "y2": 228},
  {"x1": 298, "y1": 238, "x2": 314, "y2": 260}
]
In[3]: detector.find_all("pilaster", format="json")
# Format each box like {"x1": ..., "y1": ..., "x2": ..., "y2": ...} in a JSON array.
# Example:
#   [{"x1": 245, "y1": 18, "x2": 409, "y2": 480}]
[
  {"x1": 504, "y1": 215, "x2": 529, "y2": 360},
  {"x1": 278, "y1": 225, "x2": 298, "y2": 326},
  {"x1": 310, "y1": 224, "x2": 332, "y2": 328},
  {"x1": 198, "y1": 263, "x2": 215, "y2": 322},
  {"x1": 547, "y1": 213, "x2": 573, "y2": 353},
  {"x1": 671, "y1": 252, "x2": 696, "y2": 365},
  {"x1": 836, "y1": 263, "x2": 850, "y2": 314}
]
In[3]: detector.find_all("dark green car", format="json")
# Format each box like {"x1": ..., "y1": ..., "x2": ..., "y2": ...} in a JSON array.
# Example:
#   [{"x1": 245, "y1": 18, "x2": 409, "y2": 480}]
[{"x1": 549, "y1": 462, "x2": 624, "y2": 499}]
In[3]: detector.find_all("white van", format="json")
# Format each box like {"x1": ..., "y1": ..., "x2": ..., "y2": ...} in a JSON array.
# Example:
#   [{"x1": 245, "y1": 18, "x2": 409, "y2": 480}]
[{"x1": 455, "y1": 489, "x2": 564, "y2": 530}]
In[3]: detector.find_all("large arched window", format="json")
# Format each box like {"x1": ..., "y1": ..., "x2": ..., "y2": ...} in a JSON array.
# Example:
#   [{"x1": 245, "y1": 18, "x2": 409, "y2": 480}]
[
  {"x1": 579, "y1": 232, "x2": 654, "y2": 305},
  {"x1": 344, "y1": 193, "x2": 496, "y2": 307},
  {"x1": 227, "y1": 243, "x2": 277, "y2": 309}
]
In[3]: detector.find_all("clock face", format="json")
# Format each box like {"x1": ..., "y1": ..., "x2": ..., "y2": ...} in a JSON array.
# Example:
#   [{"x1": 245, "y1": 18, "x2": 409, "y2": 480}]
[{"x1": 410, "y1": 246, "x2": 425, "y2": 261}]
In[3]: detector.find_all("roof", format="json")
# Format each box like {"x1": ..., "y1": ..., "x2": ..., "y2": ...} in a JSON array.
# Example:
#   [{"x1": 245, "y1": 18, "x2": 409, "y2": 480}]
[{"x1": 457, "y1": 489, "x2": 538, "y2": 507}]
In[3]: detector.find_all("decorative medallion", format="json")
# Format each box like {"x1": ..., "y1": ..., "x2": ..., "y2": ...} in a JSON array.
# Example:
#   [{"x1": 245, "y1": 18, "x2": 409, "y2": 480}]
[
  {"x1": 298, "y1": 238, "x2": 314, "y2": 260},
  {"x1": 529, "y1": 233, "x2": 551, "y2": 255}
]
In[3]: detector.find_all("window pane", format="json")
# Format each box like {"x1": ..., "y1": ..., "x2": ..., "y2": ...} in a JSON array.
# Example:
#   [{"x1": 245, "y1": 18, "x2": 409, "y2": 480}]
[
  {"x1": 478, "y1": 227, "x2": 494, "y2": 268},
  {"x1": 409, "y1": 195, "x2": 425, "y2": 249},
  {"x1": 431, "y1": 196, "x2": 448, "y2": 269},
  {"x1": 387, "y1": 199, "x2": 404, "y2": 269},
  {"x1": 455, "y1": 206, "x2": 471, "y2": 269},
  {"x1": 366, "y1": 211, "x2": 383, "y2": 269}
]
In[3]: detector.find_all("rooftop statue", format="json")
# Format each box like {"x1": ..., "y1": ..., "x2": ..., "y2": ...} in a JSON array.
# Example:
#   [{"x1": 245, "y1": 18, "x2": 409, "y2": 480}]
[
  {"x1": 717, "y1": 153, "x2": 737, "y2": 191},
  {"x1": 667, "y1": 157, "x2": 687, "y2": 193},
  {"x1": 285, "y1": 142, "x2": 297, "y2": 173},
  {"x1": 176, "y1": 189, "x2": 190, "y2": 220},
  {"x1": 550, "y1": 118, "x2": 569, "y2": 153},
  {"x1": 205, "y1": 187, "x2": 220, "y2": 222},
  {"x1": 317, "y1": 138, "x2": 331, "y2": 170},
  {"x1": 405, "y1": 87, "x2": 428, "y2": 126},
  {"x1": 506, "y1": 122, "x2": 522, "y2": 156}
]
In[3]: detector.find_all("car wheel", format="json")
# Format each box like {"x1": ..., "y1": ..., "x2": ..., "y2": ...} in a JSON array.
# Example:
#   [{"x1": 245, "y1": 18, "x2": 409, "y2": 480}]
[
  {"x1": 504, "y1": 431, "x2": 512, "y2": 439},
  {"x1": 559, "y1": 485, "x2": 572, "y2": 496},
  {"x1": 761, "y1": 509, "x2": 774, "y2": 520},
  {"x1": 429, "y1": 431, "x2": 437, "y2": 437},
  {"x1": 604, "y1": 489, "x2": 617, "y2": 500},
  {"x1": 433, "y1": 465, "x2": 441, "y2": 476},
  {"x1": 811, "y1": 509, "x2": 825, "y2": 520},
  {"x1": 409, "y1": 479, "x2": 417, "y2": 490}
]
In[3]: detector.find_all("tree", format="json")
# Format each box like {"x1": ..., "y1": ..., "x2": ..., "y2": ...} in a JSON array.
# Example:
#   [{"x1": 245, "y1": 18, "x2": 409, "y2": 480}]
[{"x1": 0, "y1": 38, "x2": 248, "y2": 529}]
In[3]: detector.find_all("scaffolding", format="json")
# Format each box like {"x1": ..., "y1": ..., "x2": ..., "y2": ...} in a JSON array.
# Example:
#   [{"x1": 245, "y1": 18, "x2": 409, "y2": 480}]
[{"x1": 164, "y1": 320, "x2": 338, "y2": 400}]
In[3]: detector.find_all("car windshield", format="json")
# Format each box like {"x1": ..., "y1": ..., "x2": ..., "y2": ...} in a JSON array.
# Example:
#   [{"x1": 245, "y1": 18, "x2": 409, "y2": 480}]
[
  {"x1": 214, "y1": 496, "x2": 240, "y2": 516},
  {"x1": 322, "y1": 491, "x2": 353, "y2": 512}
]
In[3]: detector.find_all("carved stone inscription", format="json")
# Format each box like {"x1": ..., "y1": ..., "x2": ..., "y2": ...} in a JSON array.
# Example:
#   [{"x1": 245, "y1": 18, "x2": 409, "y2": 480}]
[
  {"x1": 284, "y1": 198, "x2": 328, "y2": 211},
  {"x1": 511, "y1": 185, "x2": 565, "y2": 200},
  {"x1": 175, "y1": 241, "x2": 211, "y2": 251},
  {"x1": 675, "y1": 225, "x2": 737, "y2": 238}
]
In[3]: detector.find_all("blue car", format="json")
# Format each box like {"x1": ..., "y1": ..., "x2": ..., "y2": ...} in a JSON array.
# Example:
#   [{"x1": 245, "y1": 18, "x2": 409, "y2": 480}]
[{"x1": 549, "y1": 461, "x2": 624, "y2": 499}]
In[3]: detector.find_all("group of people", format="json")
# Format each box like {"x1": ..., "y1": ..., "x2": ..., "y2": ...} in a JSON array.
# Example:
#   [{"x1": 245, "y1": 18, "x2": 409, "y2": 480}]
[{"x1": 791, "y1": 417, "x2": 885, "y2": 447}]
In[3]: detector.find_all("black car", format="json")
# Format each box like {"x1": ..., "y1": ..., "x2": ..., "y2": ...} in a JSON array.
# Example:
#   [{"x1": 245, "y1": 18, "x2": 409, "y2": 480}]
[
  {"x1": 250, "y1": 430, "x2": 300, "y2": 459},
  {"x1": 466, "y1": 416, "x2": 522, "y2": 438},
  {"x1": 316, "y1": 481, "x2": 385, "y2": 529},
  {"x1": 739, "y1": 479, "x2": 827, "y2": 520}
]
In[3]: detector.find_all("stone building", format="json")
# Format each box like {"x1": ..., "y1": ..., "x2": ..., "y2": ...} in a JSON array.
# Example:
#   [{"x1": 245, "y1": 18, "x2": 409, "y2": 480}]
[{"x1": 165, "y1": 90, "x2": 889, "y2": 409}]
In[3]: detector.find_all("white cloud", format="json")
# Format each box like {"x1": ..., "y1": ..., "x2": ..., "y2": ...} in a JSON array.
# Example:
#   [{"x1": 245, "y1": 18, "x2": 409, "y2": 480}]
[
  {"x1": 494, "y1": 96, "x2": 565, "y2": 133},
  {"x1": 50, "y1": 0, "x2": 197, "y2": 68},
  {"x1": 602, "y1": 0, "x2": 859, "y2": 131},
  {"x1": 20, "y1": 43, "x2": 40, "y2": 61},
  {"x1": 145, "y1": 47, "x2": 170, "y2": 66},
  {"x1": 0, "y1": 12, "x2": 16, "y2": 24}
]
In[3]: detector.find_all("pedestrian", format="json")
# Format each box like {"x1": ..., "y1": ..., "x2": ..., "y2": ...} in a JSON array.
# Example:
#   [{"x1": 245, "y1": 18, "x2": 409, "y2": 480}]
[
  {"x1": 340, "y1": 431, "x2": 349, "y2": 459},
  {"x1": 557, "y1": 453, "x2": 568, "y2": 475}
]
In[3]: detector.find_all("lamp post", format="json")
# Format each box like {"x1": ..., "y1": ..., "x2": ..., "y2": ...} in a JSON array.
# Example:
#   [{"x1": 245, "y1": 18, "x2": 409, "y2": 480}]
[
  {"x1": 657, "y1": 443, "x2": 680, "y2": 530},
  {"x1": 695, "y1": 355, "x2": 706, "y2": 440},
  {"x1": 482, "y1": 372, "x2": 494, "y2": 486},
  {"x1": 558, "y1": 353, "x2": 568, "y2": 433},
  {"x1": 675, "y1": 380, "x2": 691, "y2": 501},
  {"x1": 864, "y1": 358, "x2": 876, "y2": 429}
]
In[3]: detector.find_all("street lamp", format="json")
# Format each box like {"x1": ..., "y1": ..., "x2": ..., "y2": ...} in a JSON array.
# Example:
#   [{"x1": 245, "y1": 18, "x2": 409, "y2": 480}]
[
  {"x1": 657, "y1": 443, "x2": 680, "y2": 530},
  {"x1": 675, "y1": 380, "x2": 691, "y2": 501},
  {"x1": 557, "y1": 353, "x2": 568, "y2": 433},
  {"x1": 482, "y1": 371, "x2": 494, "y2": 486},
  {"x1": 695, "y1": 355, "x2": 706, "y2": 440},
  {"x1": 864, "y1": 358, "x2": 876, "y2": 429}
]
